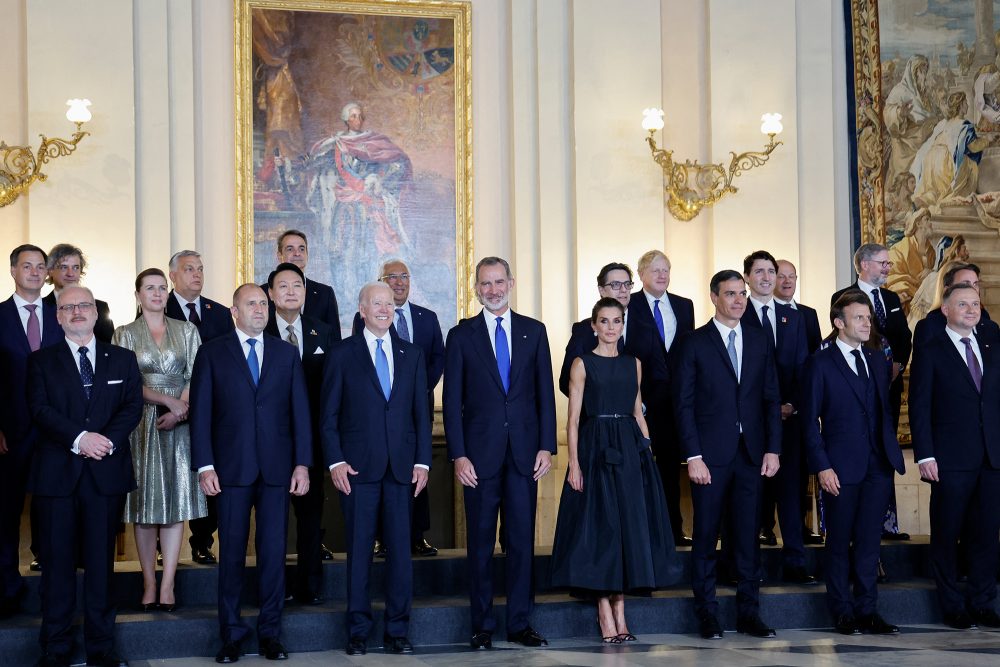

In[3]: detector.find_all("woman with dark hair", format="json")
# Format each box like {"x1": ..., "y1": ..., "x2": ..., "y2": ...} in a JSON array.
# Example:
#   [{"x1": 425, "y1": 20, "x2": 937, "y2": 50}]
[
  {"x1": 112, "y1": 268, "x2": 205, "y2": 610},
  {"x1": 550, "y1": 297, "x2": 680, "y2": 643}
]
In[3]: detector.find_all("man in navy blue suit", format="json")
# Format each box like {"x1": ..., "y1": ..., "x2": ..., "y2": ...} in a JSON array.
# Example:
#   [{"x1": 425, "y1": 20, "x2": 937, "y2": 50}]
[
  {"x1": 264, "y1": 263, "x2": 336, "y2": 605},
  {"x1": 628, "y1": 250, "x2": 695, "y2": 544},
  {"x1": 801, "y1": 290, "x2": 905, "y2": 636},
  {"x1": 444, "y1": 256, "x2": 556, "y2": 649},
  {"x1": 0, "y1": 244, "x2": 63, "y2": 617},
  {"x1": 740, "y1": 251, "x2": 814, "y2": 584},
  {"x1": 909, "y1": 283, "x2": 1000, "y2": 630},
  {"x1": 28, "y1": 285, "x2": 143, "y2": 667},
  {"x1": 165, "y1": 250, "x2": 234, "y2": 565},
  {"x1": 266, "y1": 230, "x2": 342, "y2": 334},
  {"x1": 323, "y1": 281, "x2": 432, "y2": 655},
  {"x1": 351, "y1": 258, "x2": 445, "y2": 558},
  {"x1": 190, "y1": 284, "x2": 312, "y2": 663},
  {"x1": 673, "y1": 269, "x2": 781, "y2": 640}
]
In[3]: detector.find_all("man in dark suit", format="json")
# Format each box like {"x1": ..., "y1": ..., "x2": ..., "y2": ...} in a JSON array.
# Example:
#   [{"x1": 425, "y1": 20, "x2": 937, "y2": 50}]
[
  {"x1": 801, "y1": 290, "x2": 905, "y2": 636},
  {"x1": 264, "y1": 263, "x2": 335, "y2": 605},
  {"x1": 351, "y1": 258, "x2": 445, "y2": 557},
  {"x1": 673, "y1": 269, "x2": 781, "y2": 640},
  {"x1": 627, "y1": 250, "x2": 695, "y2": 544},
  {"x1": 912, "y1": 262, "x2": 997, "y2": 349},
  {"x1": 0, "y1": 245, "x2": 63, "y2": 616},
  {"x1": 165, "y1": 250, "x2": 234, "y2": 565},
  {"x1": 444, "y1": 256, "x2": 556, "y2": 649},
  {"x1": 323, "y1": 282, "x2": 432, "y2": 655},
  {"x1": 265, "y1": 230, "x2": 342, "y2": 335},
  {"x1": 741, "y1": 251, "x2": 814, "y2": 584},
  {"x1": 28, "y1": 285, "x2": 143, "y2": 667},
  {"x1": 909, "y1": 282, "x2": 1000, "y2": 630},
  {"x1": 42, "y1": 244, "x2": 114, "y2": 344},
  {"x1": 190, "y1": 284, "x2": 312, "y2": 663}
]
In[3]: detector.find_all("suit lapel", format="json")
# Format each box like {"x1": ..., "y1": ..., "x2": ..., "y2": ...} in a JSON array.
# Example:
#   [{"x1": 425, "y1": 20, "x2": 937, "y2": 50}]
[
  {"x1": 831, "y1": 346, "x2": 866, "y2": 407},
  {"x1": 352, "y1": 334, "x2": 386, "y2": 400},
  {"x1": 225, "y1": 333, "x2": 257, "y2": 390},
  {"x1": 259, "y1": 336, "x2": 278, "y2": 386},
  {"x1": 389, "y1": 333, "x2": 407, "y2": 401},
  {"x1": 942, "y1": 334, "x2": 982, "y2": 394},
  {"x1": 705, "y1": 322, "x2": 738, "y2": 382},
  {"x1": 0, "y1": 299, "x2": 32, "y2": 356},
  {"x1": 88, "y1": 342, "x2": 109, "y2": 404},
  {"x1": 56, "y1": 342, "x2": 90, "y2": 404},
  {"x1": 508, "y1": 313, "x2": 527, "y2": 390},
  {"x1": 470, "y1": 313, "x2": 506, "y2": 393}
]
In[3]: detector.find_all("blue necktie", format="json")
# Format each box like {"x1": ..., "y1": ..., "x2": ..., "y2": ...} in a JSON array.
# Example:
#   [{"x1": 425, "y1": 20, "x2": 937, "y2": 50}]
[
  {"x1": 727, "y1": 330, "x2": 739, "y2": 379},
  {"x1": 246, "y1": 339, "x2": 260, "y2": 386},
  {"x1": 78, "y1": 346, "x2": 94, "y2": 399},
  {"x1": 653, "y1": 299, "x2": 666, "y2": 343},
  {"x1": 495, "y1": 316, "x2": 510, "y2": 393},
  {"x1": 761, "y1": 304, "x2": 775, "y2": 345},
  {"x1": 375, "y1": 339, "x2": 391, "y2": 400},
  {"x1": 395, "y1": 308, "x2": 411, "y2": 342},
  {"x1": 870, "y1": 288, "x2": 887, "y2": 332}
]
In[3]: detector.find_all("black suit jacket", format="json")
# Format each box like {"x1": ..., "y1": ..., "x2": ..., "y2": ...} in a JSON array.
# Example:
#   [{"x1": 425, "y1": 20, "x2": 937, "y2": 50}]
[
  {"x1": 796, "y1": 302, "x2": 823, "y2": 354},
  {"x1": 262, "y1": 277, "x2": 342, "y2": 339},
  {"x1": 672, "y1": 320, "x2": 782, "y2": 466},
  {"x1": 912, "y1": 306, "x2": 997, "y2": 350},
  {"x1": 741, "y1": 301, "x2": 807, "y2": 406},
  {"x1": 831, "y1": 283, "x2": 912, "y2": 368},
  {"x1": 27, "y1": 340, "x2": 143, "y2": 496},
  {"x1": 42, "y1": 291, "x2": 114, "y2": 344},
  {"x1": 189, "y1": 332, "x2": 312, "y2": 486},
  {"x1": 320, "y1": 332, "x2": 432, "y2": 485},
  {"x1": 909, "y1": 328, "x2": 1000, "y2": 471},
  {"x1": 165, "y1": 291, "x2": 234, "y2": 343},
  {"x1": 626, "y1": 291, "x2": 695, "y2": 409},
  {"x1": 443, "y1": 311, "x2": 557, "y2": 478},
  {"x1": 801, "y1": 343, "x2": 905, "y2": 484},
  {"x1": 0, "y1": 296, "x2": 63, "y2": 446},
  {"x1": 558, "y1": 312, "x2": 652, "y2": 397}
]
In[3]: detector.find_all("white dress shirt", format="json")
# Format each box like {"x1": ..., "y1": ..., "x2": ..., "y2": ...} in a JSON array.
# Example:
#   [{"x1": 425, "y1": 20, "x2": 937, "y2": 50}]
[
  {"x1": 13, "y1": 292, "x2": 44, "y2": 338},
  {"x1": 749, "y1": 295, "x2": 778, "y2": 345},
  {"x1": 835, "y1": 337, "x2": 870, "y2": 378},
  {"x1": 643, "y1": 290, "x2": 677, "y2": 351},
  {"x1": 66, "y1": 336, "x2": 104, "y2": 455},
  {"x1": 483, "y1": 308, "x2": 512, "y2": 362},
  {"x1": 276, "y1": 312, "x2": 304, "y2": 359}
]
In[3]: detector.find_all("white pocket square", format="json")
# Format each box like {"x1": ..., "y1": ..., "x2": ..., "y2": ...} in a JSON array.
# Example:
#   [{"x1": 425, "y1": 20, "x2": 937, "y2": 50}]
[
  {"x1": 314, "y1": 347, "x2": 324, "y2": 354},
  {"x1": 107, "y1": 380, "x2": 123, "y2": 385},
  {"x1": 890, "y1": 307, "x2": 901, "y2": 313}
]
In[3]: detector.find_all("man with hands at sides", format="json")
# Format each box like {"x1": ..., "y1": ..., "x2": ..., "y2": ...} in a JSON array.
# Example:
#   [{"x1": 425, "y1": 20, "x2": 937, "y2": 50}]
[
  {"x1": 321, "y1": 282, "x2": 432, "y2": 656},
  {"x1": 190, "y1": 284, "x2": 312, "y2": 664}
]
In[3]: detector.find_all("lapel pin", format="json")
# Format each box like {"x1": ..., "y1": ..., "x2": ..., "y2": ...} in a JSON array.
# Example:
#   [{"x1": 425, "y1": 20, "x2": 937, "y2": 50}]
[
  {"x1": 522, "y1": 334, "x2": 527, "y2": 339},
  {"x1": 309, "y1": 329, "x2": 317, "y2": 335},
  {"x1": 205, "y1": 303, "x2": 212, "y2": 309},
  {"x1": 780, "y1": 316, "x2": 787, "y2": 324}
]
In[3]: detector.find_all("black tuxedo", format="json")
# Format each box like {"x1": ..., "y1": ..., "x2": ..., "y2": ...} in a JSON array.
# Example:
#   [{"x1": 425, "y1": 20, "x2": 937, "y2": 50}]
[
  {"x1": 265, "y1": 313, "x2": 335, "y2": 600},
  {"x1": 802, "y1": 342, "x2": 904, "y2": 619},
  {"x1": 321, "y1": 331, "x2": 432, "y2": 640},
  {"x1": 189, "y1": 331, "x2": 312, "y2": 645},
  {"x1": 673, "y1": 320, "x2": 781, "y2": 621},
  {"x1": 443, "y1": 310, "x2": 556, "y2": 635},
  {"x1": 42, "y1": 291, "x2": 114, "y2": 344},
  {"x1": 909, "y1": 327, "x2": 1000, "y2": 616},
  {"x1": 27, "y1": 339, "x2": 142, "y2": 659}
]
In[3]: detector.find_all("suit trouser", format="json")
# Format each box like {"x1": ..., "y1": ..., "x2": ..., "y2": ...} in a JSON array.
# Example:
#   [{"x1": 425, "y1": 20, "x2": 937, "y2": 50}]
[
  {"x1": 0, "y1": 443, "x2": 35, "y2": 600},
  {"x1": 34, "y1": 466, "x2": 124, "y2": 657},
  {"x1": 464, "y1": 450, "x2": 536, "y2": 634},
  {"x1": 340, "y1": 472, "x2": 413, "y2": 639},
  {"x1": 189, "y1": 495, "x2": 218, "y2": 551},
  {"x1": 764, "y1": 417, "x2": 806, "y2": 567},
  {"x1": 290, "y1": 465, "x2": 325, "y2": 597},
  {"x1": 216, "y1": 477, "x2": 289, "y2": 644},
  {"x1": 690, "y1": 444, "x2": 762, "y2": 620},
  {"x1": 648, "y1": 409, "x2": 685, "y2": 539},
  {"x1": 822, "y1": 451, "x2": 893, "y2": 618},
  {"x1": 929, "y1": 466, "x2": 1000, "y2": 615}
]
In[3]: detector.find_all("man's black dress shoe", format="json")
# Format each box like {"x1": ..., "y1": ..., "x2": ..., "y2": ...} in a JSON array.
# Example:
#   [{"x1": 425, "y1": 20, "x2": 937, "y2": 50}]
[
  {"x1": 972, "y1": 608, "x2": 1000, "y2": 628},
  {"x1": 943, "y1": 611, "x2": 978, "y2": 629},
  {"x1": 803, "y1": 531, "x2": 825, "y2": 545},
  {"x1": 35, "y1": 654, "x2": 69, "y2": 667},
  {"x1": 320, "y1": 544, "x2": 334, "y2": 561},
  {"x1": 258, "y1": 637, "x2": 288, "y2": 660},
  {"x1": 412, "y1": 539, "x2": 438, "y2": 557},
  {"x1": 470, "y1": 631, "x2": 493, "y2": 649},
  {"x1": 881, "y1": 531, "x2": 910, "y2": 541},
  {"x1": 699, "y1": 614, "x2": 724, "y2": 639},
  {"x1": 346, "y1": 637, "x2": 367, "y2": 655},
  {"x1": 29, "y1": 559, "x2": 41, "y2": 572},
  {"x1": 292, "y1": 593, "x2": 322, "y2": 606},
  {"x1": 834, "y1": 614, "x2": 860, "y2": 635},
  {"x1": 507, "y1": 626, "x2": 548, "y2": 646},
  {"x1": 676, "y1": 535, "x2": 693, "y2": 547},
  {"x1": 758, "y1": 531, "x2": 778, "y2": 546},
  {"x1": 373, "y1": 540, "x2": 386, "y2": 559},
  {"x1": 86, "y1": 652, "x2": 128, "y2": 667},
  {"x1": 782, "y1": 566, "x2": 818, "y2": 585},
  {"x1": 859, "y1": 613, "x2": 898, "y2": 634},
  {"x1": 737, "y1": 615, "x2": 776, "y2": 638},
  {"x1": 215, "y1": 642, "x2": 241, "y2": 663},
  {"x1": 192, "y1": 547, "x2": 217, "y2": 565},
  {"x1": 384, "y1": 636, "x2": 414, "y2": 654}
]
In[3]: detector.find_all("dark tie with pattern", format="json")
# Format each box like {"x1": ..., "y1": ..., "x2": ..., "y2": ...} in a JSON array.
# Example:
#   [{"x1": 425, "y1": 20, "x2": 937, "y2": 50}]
[
  {"x1": 78, "y1": 346, "x2": 94, "y2": 399},
  {"x1": 870, "y1": 289, "x2": 887, "y2": 332},
  {"x1": 186, "y1": 302, "x2": 202, "y2": 327},
  {"x1": 851, "y1": 349, "x2": 868, "y2": 382},
  {"x1": 395, "y1": 308, "x2": 411, "y2": 342},
  {"x1": 961, "y1": 337, "x2": 983, "y2": 392}
]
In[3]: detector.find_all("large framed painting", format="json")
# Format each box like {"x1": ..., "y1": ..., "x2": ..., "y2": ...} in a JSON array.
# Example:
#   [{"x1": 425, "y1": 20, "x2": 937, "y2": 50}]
[{"x1": 235, "y1": 0, "x2": 472, "y2": 336}]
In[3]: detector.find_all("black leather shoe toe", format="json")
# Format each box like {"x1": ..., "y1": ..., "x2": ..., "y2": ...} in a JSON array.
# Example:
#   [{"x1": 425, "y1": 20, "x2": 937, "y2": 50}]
[
  {"x1": 411, "y1": 539, "x2": 438, "y2": 557},
  {"x1": 972, "y1": 608, "x2": 1000, "y2": 628},
  {"x1": 258, "y1": 637, "x2": 288, "y2": 660},
  {"x1": 507, "y1": 626, "x2": 547, "y2": 646},
  {"x1": 346, "y1": 637, "x2": 367, "y2": 655},
  {"x1": 86, "y1": 652, "x2": 128, "y2": 667},
  {"x1": 834, "y1": 614, "x2": 860, "y2": 635},
  {"x1": 471, "y1": 631, "x2": 493, "y2": 649},
  {"x1": 384, "y1": 636, "x2": 414, "y2": 654},
  {"x1": 859, "y1": 613, "x2": 898, "y2": 634},
  {"x1": 192, "y1": 547, "x2": 217, "y2": 565},
  {"x1": 699, "y1": 614, "x2": 724, "y2": 639},
  {"x1": 737, "y1": 615, "x2": 776, "y2": 638},
  {"x1": 944, "y1": 611, "x2": 978, "y2": 630},
  {"x1": 215, "y1": 642, "x2": 240, "y2": 663}
]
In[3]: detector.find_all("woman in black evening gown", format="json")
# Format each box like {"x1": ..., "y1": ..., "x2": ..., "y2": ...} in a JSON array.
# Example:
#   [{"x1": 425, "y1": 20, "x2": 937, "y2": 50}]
[{"x1": 551, "y1": 297, "x2": 680, "y2": 643}]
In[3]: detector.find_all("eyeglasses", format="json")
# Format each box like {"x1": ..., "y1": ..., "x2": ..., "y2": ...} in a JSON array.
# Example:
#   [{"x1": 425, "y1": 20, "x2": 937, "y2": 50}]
[
  {"x1": 602, "y1": 281, "x2": 634, "y2": 291},
  {"x1": 58, "y1": 302, "x2": 95, "y2": 313},
  {"x1": 865, "y1": 260, "x2": 892, "y2": 268},
  {"x1": 380, "y1": 273, "x2": 410, "y2": 281}
]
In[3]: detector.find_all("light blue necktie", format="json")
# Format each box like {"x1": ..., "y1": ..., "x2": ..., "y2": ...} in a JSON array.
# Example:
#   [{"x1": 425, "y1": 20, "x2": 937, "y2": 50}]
[
  {"x1": 375, "y1": 338, "x2": 391, "y2": 400},
  {"x1": 246, "y1": 338, "x2": 260, "y2": 386},
  {"x1": 395, "y1": 307, "x2": 411, "y2": 342},
  {"x1": 653, "y1": 299, "x2": 666, "y2": 343},
  {"x1": 495, "y1": 316, "x2": 510, "y2": 393},
  {"x1": 727, "y1": 329, "x2": 739, "y2": 379}
]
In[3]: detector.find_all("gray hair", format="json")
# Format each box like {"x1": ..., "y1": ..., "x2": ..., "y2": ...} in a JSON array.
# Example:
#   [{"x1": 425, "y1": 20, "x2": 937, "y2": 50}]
[
  {"x1": 475, "y1": 256, "x2": 513, "y2": 281},
  {"x1": 169, "y1": 250, "x2": 201, "y2": 271},
  {"x1": 379, "y1": 257, "x2": 409, "y2": 277},
  {"x1": 56, "y1": 285, "x2": 94, "y2": 306},
  {"x1": 341, "y1": 102, "x2": 362, "y2": 122},
  {"x1": 46, "y1": 243, "x2": 87, "y2": 273},
  {"x1": 853, "y1": 243, "x2": 888, "y2": 274},
  {"x1": 358, "y1": 281, "x2": 392, "y2": 307}
]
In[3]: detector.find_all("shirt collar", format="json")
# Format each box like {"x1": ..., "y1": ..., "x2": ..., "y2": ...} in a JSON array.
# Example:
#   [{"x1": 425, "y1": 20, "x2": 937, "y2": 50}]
[
  {"x1": 749, "y1": 295, "x2": 775, "y2": 310},
  {"x1": 173, "y1": 291, "x2": 200, "y2": 308},
  {"x1": 944, "y1": 325, "x2": 977, "y2": 346},
  {"x1": 235, "y1": 328, "x2": 263, "y2": 347},
  {"x1": 711, "y1": 318, "x2": 740, "y2": 338},
  {"x1": 65, "y1": 335, "x2": 95, "y2": 356},
  {"x1": 773, "y1": 297, "x2": 794, "y2": 306},
  {"x1": 276, "y1": 312, "x2": 301, "y2": 330},
  {"x1": 13, "y1": 292, "x2": 43, "y2": 309},
  {"x1": 643, "y1": 289, "x2": 667, "y2": 307},
  {"x1": 857, "y1": 278, "x2": 879, "y2": 295},
  {"x1": 483, "y1": 308, "x2": 510, "y2": 325},
  {"x1": 362, "y1": 326, "x2": 391, "y2": 347},
  {"x1": 835, "y1": 336, "x2": 863, "y2": 355}
]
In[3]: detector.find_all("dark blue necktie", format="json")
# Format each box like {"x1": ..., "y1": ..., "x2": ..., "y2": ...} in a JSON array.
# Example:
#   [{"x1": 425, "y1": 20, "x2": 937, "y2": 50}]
[
  {"x1": 495, "y1": 316, "x2": 510, "y2": 393},
  {"x1": 375, "y1": 339, "x2": 391, "y2": 400},
  {"x1": 653, "y1": 299, "x2": 666, "y2": 343},
  {"x1": 395, "y1": 308, "x2": 410, "y2": 343},
  {"x1": 78, "y1": 346, "x2": 94, "y2": 399},
  {"x1": 851, "y1": 349, "x2": 869, "y2": 382},
  {"x1": 246, "y1": 339, "x2": 260, "y2": 386},
  {"x1": 761, "y1": 304, "x2": 775, "y2": 344},
  {"x1": 870, "y1": 288, "x2": 887, "y2": 332}
]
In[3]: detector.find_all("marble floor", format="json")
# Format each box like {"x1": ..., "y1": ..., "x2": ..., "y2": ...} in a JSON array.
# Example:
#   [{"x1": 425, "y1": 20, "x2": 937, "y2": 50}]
[{"x1": 118, "y1": 626, "x2": 1000, "y2": 666}]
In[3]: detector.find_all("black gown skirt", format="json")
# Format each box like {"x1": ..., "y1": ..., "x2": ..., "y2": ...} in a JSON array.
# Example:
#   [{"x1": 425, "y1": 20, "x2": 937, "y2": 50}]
[{"x1": 550, "y1": 352, "x2": 681, "y2": 596}]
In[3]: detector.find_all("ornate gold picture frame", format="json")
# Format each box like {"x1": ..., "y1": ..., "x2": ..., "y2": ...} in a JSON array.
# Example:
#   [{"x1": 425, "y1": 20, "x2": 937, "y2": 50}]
[{"x1": 235, "y1": 0, "x2": 472, "y2": 335}]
